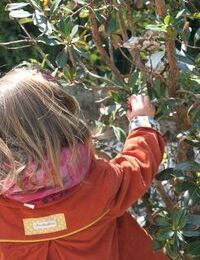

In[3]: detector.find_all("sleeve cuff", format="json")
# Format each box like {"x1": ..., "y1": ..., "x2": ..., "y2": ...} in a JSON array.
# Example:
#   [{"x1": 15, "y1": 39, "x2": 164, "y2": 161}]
[{"x1": 129, "y1": 116, "x2": 161, "y2": 133}]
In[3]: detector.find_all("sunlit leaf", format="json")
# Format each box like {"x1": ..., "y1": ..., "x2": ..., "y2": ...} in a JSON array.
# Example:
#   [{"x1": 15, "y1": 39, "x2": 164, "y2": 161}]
[
  {"x1": 29, "y1": 0, "x2": 41, "y2": 9},
  {"x1": 73, "y1": 0, "x2": 86, "y2": 4},
  {"x1": 33, "y1": 10, "x2": 53, "y2": 34},
  {"x1": 176, "y1": 9, "x2": 186, "y2": 19},
  {"x1": 37, "y1": 35, "x2": 62, "y2": 45},
  {"x1": 146, "y1": 51, "x2": 165, "y2": 70},
  {"x1": 70, "y1": 25, "x2": 79, "y2": 39},
  {"x1": 194, "y1": 28, "x2": 200, "y2": 45},
  {"x1": 9, "y1": 9, "x2": 32, "y2": 18},
  {"x1": 164, "y1": 15, "x2": 171, "y2": 26},
  {"x1": 156, "y1": 227, "x2": 174, "y2": 241},
  {"x1": 146, "y1": 24, "x2": 166, "y2": 32},
  {"x1": 50, "y1": 0, "x2": 62, "y2": 15},
  {"x1": 112, "y1": 126, "x2": 126, "y2": 142},
  {"x1": 19, "y1": 17, "x2": 33, "y2": 24},
  {"x1": 5, "y1": 3, "x2": 30, "y2": 11},
  {"x1": 190, "y1": 13, "x2": 200, "y2": 19}
]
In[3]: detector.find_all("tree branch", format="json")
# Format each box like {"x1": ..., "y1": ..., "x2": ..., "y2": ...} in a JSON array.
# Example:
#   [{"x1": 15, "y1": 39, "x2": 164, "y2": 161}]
[
  {"x1": 154, "y1": 180, "x2": 175, "y2": 211},
  {"x1": 155, "y1": 0, "x2": 179, "y2": 96},
  {"x1": 88, "y1": 3, "x2": 124, "y2": 82},
  {"x1": 117, "y1": 9, "x2": 128, "y2": 42},
  {"x1": 124, "y1": 0, "x2": 136, "y2": 34}
]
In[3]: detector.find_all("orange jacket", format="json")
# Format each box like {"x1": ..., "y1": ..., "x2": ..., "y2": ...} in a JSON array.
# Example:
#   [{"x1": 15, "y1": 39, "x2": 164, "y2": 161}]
[{"x1": 0, "y1": 128, "x2": 167, "y2": 260}]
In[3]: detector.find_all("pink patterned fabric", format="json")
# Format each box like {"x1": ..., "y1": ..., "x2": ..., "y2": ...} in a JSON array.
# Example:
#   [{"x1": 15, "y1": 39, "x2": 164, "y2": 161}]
[{"x1": 0, "y1": 144, "x2": 92, "y2": 203}]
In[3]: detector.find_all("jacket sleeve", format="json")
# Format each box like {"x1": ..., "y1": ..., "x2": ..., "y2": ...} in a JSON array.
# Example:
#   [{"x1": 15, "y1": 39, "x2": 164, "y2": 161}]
[{"x1": 108, "y1": 127, "x2": 165, "y2": 216}]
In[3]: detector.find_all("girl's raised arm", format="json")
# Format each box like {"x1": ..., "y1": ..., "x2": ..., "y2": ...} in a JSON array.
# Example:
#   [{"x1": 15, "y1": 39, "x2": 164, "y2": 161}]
[{"x1": 107, "y1": 95, "x2": 165, "y2": 216}]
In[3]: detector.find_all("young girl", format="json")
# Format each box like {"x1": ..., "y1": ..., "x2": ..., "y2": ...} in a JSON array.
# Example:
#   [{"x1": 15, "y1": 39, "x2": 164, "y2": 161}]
[{"x1": 0, "y1": 68, "x2": 167, "y2": 260}]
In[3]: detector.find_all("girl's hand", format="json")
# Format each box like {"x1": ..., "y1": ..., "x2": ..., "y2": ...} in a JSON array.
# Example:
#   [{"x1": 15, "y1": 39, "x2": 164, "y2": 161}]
[{"x1": 126, "y1": 95, "x2": 155, "y2": 122}]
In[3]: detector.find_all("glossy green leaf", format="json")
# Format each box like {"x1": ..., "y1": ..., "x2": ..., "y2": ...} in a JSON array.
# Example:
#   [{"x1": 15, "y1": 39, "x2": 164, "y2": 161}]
[
  {"x1": 128, "y1": 70, "x2": 139, "y2": 93},
  {"x1": 172, "y1": 209, "x2": 187, "y2": 229},
  {"x1": 33, "y1": 10, "x2": 53, "y2": 35},
  {"x1": 182, "y1": 230, "x2": 200, "y2": 237},
  {"x1": 175, "y1": 161, "x2": 200, "y2": 172},
  {"x1": 156, "y1": 168, "x2": 183, "y2": 181},
  {"x1": 111, "y1": 92, "x2": 120, "y2": 103},
  {"x1": 152, "y1": 239, "x2": 165, "y2": 251},
  {"x1": 56, "y1": 50, "x2": 68, "y2": 68},
  {"x1": 187, "y1": 214, "x2": 200, "y2": 226},
  {"x1": 105, "y1": 13, "x2": 117, "y2": 34},
  {"x1": 59, "y1": 17, "x2": 73, "y2": 37},
  {"x1": 156, "y1": 227, "x2": 174, "y2": 241},
  {"x1": 155, "y1": 216, "x2": 170, "y2": 227},
  {"x1": 37, "y1": 35, "x2": 62, "y2": 46},
  {"x1": 186, "y1": 241, "x2": 200, "y2": 257}
]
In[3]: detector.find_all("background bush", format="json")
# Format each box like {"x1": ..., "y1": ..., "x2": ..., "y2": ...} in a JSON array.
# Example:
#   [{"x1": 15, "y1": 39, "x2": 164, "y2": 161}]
[{"x1": 0, "y1": 0, "x2": 200, "y2": 259}]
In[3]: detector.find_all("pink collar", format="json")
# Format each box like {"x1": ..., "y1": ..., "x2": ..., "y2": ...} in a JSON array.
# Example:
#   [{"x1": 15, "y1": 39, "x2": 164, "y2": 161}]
[{"x1": 1, "y1": 144, "x2": 92, "y2": 203}]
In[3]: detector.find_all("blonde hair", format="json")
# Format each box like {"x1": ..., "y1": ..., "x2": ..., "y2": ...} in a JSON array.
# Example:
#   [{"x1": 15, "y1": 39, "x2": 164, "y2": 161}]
[{"x1": 0, "y1": 68, "x2": 93, "y2": 189}]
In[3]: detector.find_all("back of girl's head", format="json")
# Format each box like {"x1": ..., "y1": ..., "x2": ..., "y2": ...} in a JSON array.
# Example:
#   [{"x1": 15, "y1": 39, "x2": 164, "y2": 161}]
[{"x1": 0, "y1": 67, "x2": 93, "y2": 188}]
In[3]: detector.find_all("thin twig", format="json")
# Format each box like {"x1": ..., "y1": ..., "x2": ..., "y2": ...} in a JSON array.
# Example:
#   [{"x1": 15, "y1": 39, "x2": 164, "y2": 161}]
[
  {"x1": 68, "y1": 45, "x2": 77, "y2": 67},
  {"x1": 19, "y1": 24, "x2": 56, "y2": 70},
  {"x1": 108, "y1": 36, "x2": 115, "y2": 78},
  {"x1": 177, "y1": 38, "x2": 200, "y2": 50},
  {"x1": 0, "y1": 39, "x2": 32, "y2": 46},
  {"x1": 6, "y1": 45, "x2": 32, "y2": 50},
  {"x1": 79, "y1": 61, "x2": 124, "y2": 89},
  {"x1": 89, "y1": 85, "x2": 124, "y2": 91}
]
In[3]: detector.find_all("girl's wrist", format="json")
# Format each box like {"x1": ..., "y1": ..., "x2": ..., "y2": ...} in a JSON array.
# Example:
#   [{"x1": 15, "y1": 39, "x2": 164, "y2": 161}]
[{"x1": 129, "y1": 116, "x2": 161, "y2": 133}]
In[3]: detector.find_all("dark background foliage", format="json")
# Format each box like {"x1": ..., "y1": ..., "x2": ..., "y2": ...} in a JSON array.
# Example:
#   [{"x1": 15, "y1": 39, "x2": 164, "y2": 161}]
[{"x1": 0, "y1": 0, "x2": 200, "y2": 259}]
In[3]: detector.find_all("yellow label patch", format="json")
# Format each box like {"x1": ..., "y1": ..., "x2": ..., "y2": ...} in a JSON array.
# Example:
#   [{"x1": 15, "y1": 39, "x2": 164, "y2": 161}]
[{"x1": 23, "y1": 213, "x2": 67, "y2": 236}]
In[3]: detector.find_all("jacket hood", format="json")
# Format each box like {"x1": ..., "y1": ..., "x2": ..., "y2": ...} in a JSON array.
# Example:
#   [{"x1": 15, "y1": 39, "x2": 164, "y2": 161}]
[{"x1": 1, "y1": 144, "x2": 92, "y2": 203}]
